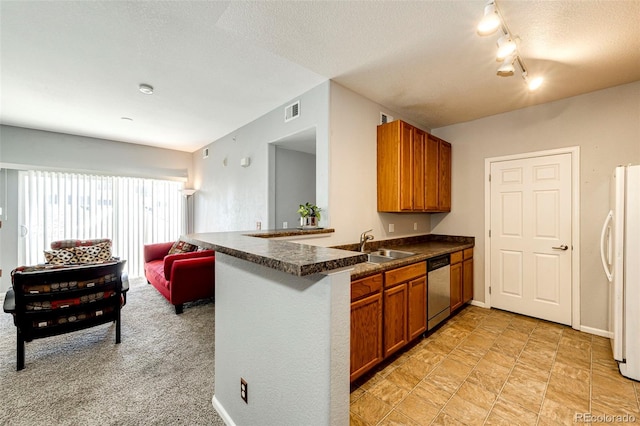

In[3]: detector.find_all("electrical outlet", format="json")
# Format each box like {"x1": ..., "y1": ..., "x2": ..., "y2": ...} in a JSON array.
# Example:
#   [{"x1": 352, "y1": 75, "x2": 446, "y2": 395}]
[
  {"x1": 414, "y1": 222, "x2": 418, "y2": 231},
  {"x1": 283, "y1": 221, "x2": 288, "y2": 229},
  {"x1": 240, "y1": 378, "x2": 248, "y2": 404},
  {"x1": 389, "y1": 223, "x2": 395, "y2": 233}
]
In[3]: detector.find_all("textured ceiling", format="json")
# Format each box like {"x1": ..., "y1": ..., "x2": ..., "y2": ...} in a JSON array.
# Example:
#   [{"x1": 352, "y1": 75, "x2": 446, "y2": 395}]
[{"x1": 1, "y1": 1, "x2": 639, "y2": 153}]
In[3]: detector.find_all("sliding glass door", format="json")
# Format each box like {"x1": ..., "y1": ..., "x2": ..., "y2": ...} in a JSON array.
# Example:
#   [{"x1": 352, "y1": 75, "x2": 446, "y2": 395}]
[{"x1": 18, "y1": 171, "x2": 184, "y2": 277}]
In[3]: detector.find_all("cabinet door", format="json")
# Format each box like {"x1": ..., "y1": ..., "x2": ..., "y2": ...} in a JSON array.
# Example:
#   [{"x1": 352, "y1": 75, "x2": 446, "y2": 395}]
[
  {"x1": 413, "y1": 129, "x2": 426, "y2": 211},
  {"x1": 408, "y1": 275, "x2": 427, "y2": 340},
  {"x1": 463, "y1": 258, "x2": 474, "y2": 303},
  {"x1": 351, "y1": 274, "x2": 383, "y2": 302},
  {"x1": 383, "y1": 283, "x2": 408, "y2": 358},
  {"x1": 400, "y1": 121, "x2": 414, "y2": 211},
  {"x1": 351, "y1": 292, "x2": 383, "y2": 382},
  {"x1": 439, "y1": 141, "x2": 452, "y2": 211},
  {"x1": 377, "y1": 121, "x2": 401, "y2": 212},
  {"x1": 425, "y1": 135, "x2": 440, "y2": 210},
  {"x1": 450, "y1": 261, "x2": 463, "y2": 311}
]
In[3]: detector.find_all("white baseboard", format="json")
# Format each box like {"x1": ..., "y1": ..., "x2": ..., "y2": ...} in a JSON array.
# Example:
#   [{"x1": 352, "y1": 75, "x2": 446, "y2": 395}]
[
  {"x1": 212, "y1": 395, "x2": 235, "y2": 426},
  {"x1": 469, "y1": 300, "x2": 487, "y2": 309},
  {"x1": 580, "y1": 325, "x2": 612, "y2": 339}
]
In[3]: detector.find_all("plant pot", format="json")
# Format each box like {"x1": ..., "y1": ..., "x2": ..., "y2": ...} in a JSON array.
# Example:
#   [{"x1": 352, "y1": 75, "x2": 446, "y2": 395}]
[{"x1": 300, "y1": 216, "x2": 318, "y2": 229}]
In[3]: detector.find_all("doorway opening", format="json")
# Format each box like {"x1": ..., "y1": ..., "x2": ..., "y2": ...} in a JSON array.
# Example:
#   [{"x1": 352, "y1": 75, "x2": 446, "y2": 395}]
[{"x1": 267, "y1": 127, "x2": 317, "y2": 230}]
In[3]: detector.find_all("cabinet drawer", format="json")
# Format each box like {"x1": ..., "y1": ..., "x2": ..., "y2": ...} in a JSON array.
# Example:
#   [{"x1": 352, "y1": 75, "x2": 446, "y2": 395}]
[
  {"x1": 385, "y1": 263, "x2": 426, "y2": 287},
  {"x1": 351, "y1": 274, "x2": 383, "y2": 301},
  {"x1": 450, "y1": 251, "x2": 463, "y2": 264},
  {"x1": 463, "y1": 248, "x2": 474, "y2": 260}
]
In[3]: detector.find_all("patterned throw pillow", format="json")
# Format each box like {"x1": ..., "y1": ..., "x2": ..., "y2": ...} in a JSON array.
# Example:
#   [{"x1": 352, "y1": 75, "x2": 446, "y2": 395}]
[
  {"x1": 74, "y1": 241, "x2": 112, "y2": 264},
  {"x1": 168, "y1": 240, "x2": 198, "y2": 255},
  {"x1": 44, "y1": 248, "x2": 78, "y2": 265},
  {"x1": 51, "y1": 239, "x2": 111, "y2": 249}
]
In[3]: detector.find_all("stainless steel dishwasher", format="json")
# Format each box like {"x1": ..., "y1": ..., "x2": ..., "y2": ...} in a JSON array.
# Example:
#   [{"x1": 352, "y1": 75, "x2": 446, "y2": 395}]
[{"x1": 427, "y1": 254, "x2": 451, "y2": 330}]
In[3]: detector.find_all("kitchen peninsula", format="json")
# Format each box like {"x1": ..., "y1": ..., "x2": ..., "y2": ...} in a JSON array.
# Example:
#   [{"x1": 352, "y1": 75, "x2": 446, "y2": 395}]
[
  {"x1": 184, "y1": 230, "x2": 474, "y2": 426},
  {"x1": 184, "y1": 228, "x2": 366, "y2": 426}
]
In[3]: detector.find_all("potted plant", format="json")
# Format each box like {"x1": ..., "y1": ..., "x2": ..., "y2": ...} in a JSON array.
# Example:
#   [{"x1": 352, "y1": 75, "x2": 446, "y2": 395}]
[{"x1": 298, "y1": 202, "x2": 322, "y2": 229}]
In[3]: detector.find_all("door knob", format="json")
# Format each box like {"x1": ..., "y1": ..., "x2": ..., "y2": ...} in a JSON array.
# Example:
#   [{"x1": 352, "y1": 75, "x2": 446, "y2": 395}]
[{"x1": 552, "y1": 244, "x2": 569, "y2": 251}]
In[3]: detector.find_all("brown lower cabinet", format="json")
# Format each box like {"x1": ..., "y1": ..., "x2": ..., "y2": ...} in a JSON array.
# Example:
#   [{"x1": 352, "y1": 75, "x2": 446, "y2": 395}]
[
  {"x1": 450, "y1": 248, "x2": 474, "y2": 312},
  {"x1": 350, "y1": 264, "x2": 427, "y2": 382},
  {"x1": 463, "y1": 251, "x2": 474, "y2": 303},
  {"x1": 350, "y1": 274, "x2": 383, "y2": 382},
  {"x1": 408, "y1": 275, "x2": 427, "y2": 341},
  {"x1": 383, "y1": 262, "x2": 427, "y2": 358},
  {"x1": 382, "y1": 283, "x2": 408, "y2": 357},
  {"x1": 351, "y1": 251, "x2": 473, "y2": 382},
  {"x1": 450, "y1": 258, "x2": 463, "y2": 311}
]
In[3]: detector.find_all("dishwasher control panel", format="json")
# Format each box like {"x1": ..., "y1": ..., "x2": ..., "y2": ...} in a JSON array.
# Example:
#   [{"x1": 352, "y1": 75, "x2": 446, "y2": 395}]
[{"x1": 428, "y1": 254, "x2": 450, "y2": 271}]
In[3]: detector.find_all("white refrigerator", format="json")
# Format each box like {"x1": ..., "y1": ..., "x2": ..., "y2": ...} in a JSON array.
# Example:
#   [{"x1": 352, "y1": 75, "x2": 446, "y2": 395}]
[{"x1": 600, "y1": 164, "x2": 640, "y2": 381}]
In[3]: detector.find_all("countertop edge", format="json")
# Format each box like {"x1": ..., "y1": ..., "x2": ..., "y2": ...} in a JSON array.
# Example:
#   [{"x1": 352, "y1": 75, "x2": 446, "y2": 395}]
[
  {"x1": 182, "y1": 230, "x2": 367, "y2": 277},
  {"x1": 184, "y1": 231, "x2": 474, "y2": 279},
  {"x1": 349, "y1": 242, "x2": 475, "y2": 281}
]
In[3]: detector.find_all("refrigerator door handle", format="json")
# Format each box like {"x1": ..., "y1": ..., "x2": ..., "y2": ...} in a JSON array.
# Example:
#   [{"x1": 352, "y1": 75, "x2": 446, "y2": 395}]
[{"x1": 600, "y1": 210, "x2": 614, "y2": 282}]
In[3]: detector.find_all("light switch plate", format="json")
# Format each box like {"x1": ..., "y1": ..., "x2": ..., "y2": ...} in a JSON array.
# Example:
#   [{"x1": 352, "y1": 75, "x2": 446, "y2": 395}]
[{"x1": 389, "y1": 223, "x2": 395, "y2": 233}]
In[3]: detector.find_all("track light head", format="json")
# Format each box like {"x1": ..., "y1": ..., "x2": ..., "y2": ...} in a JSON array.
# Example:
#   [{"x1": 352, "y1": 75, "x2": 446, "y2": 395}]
[
  {"x1": 497, "y1": 55, "x2": 516, "y2": 76},
  {"x1": 477, "y1": 2, "x2": 501, "y2": 35},
  {"x1": 523, "y1": 72, "x2": 544, "y2": 91},
  {"x1": 496, "y1": 35, "x2": 516, "y2": 60}
]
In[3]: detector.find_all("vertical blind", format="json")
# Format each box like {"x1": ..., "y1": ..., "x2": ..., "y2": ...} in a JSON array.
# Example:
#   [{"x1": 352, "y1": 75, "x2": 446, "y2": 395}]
[{"x1": 19, "y1": 171, "x2": 184, "y2": 277}]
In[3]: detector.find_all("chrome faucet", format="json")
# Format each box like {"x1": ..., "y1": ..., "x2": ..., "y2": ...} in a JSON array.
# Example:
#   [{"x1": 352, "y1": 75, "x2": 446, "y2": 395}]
[{"x1": 359, "y1": 229, "x2": 374, "y2": 252}]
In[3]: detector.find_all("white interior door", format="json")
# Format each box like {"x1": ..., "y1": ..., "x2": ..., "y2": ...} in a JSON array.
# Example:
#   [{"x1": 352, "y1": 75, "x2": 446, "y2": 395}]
[{"x1": 490, "y1": 153, "x2": 572, "y2": 325}]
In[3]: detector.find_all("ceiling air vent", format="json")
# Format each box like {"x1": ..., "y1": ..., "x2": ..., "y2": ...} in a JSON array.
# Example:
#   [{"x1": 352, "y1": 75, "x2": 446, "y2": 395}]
[
  {"x1": 285, "y1": 101, "x2": 300, "y2": 122},
  {"x1": 380, "y1": 112, "x2": 394, "y2": 125}
]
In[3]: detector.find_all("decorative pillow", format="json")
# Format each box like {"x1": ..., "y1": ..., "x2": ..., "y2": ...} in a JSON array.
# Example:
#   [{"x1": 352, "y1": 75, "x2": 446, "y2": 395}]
[
  {"x1": 168, "y1": 240, "x2": 198, "y2": 255},
  {"x1": 44, "y1": 248, "x2": 78, "y2": 265},
  {"x1": 74, "y1": 241, "x2": 112, "y2": 264},
  {"x1": 51, "y1": 239, "x2": 111, "y2": 249}
]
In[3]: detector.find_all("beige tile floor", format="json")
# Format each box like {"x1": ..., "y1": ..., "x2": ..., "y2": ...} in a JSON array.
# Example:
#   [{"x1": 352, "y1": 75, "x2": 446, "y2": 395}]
[{"x1": 350, "y1": 305, "x2": 640, "y2": 425}]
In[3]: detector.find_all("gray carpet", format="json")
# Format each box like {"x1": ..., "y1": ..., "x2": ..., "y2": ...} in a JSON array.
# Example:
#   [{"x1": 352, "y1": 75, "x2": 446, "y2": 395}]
[{"x1": 0, "y1": 278, "x2": 224, "y2": 425}]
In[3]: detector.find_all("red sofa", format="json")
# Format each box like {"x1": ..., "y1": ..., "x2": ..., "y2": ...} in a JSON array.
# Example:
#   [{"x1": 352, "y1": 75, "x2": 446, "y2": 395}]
[{"x1": 143, "y1": 241, "x2": 215, "y2": 314}]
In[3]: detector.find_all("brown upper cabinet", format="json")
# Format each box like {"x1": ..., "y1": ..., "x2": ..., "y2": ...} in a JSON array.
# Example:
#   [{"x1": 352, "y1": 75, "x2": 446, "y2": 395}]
[{"x1": 377, "y1": 120, "x2": 451, "y2": 213}]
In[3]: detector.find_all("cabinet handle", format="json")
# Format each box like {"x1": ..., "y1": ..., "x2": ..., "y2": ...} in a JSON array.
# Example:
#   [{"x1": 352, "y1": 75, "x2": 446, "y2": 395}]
[{"x1": 552, "y1": 244, "x2": 569, "y2": 251}]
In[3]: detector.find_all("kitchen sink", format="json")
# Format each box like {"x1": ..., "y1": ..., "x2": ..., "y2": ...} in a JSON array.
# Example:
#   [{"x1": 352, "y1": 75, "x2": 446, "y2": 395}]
[
  {"x1": 367, "y1": 248, "x2": 416, "y2": 264},
  {"x1": 367, "y1": 254, "x2": 394, "y2": 264}
]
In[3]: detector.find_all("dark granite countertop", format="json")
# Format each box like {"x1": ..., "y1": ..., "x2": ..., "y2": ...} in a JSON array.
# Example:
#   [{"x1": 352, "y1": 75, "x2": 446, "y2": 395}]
[
  {"x1": 336, "y1": 235, "x2": 475, "y2": 280},
  {"x1": 183, "y1": 229, "x2": 367, "y2": 277},
  {"x1": 185, "y1": 229, "x2": 474, "y2": 279}
]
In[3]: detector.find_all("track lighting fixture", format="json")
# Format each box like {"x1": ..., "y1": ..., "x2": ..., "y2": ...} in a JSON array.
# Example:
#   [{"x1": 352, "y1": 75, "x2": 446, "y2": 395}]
[
  {"x1": 477, "y1": 0, "x2": 543, "y2": 91},
  {"x1": 477, "y1": 2, "x2": 500, "y2": 35},
  {"x1": 497, "y1": 54, "x2": 516, "y2": 76},
  {"x1": 523, "y1": 72, "x2": 544, "y2": 91},
  {"x1": 496, "y1": 35, "x2": 516, "y2": 60}
]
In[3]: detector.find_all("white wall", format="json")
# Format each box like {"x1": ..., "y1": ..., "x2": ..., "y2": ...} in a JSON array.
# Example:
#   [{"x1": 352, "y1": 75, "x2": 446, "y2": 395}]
[
  {"x1": 431, "y1": 81, "x2": 640, "y2": 331},
  {"x1": 274, "y1": 147, "x2": 316, "y2": 229},
  {"x1": 0, "y1": 125, "x2": 193, "y2": 181},
  {"x1": 0, "y1": 125, "x2": 194, "y2": 292},
  {"x1": 212, "y1": 253, "x2": 350, "y2": 425},
  {"x1": 296, "y1": 82, "x2": 432, "y2": 247},
  {"x1": 192, "y1": 82, "x2": 330, "y2": 232},
  {"x1": 0, "y1": 169, "x2": 19, "y2": 293},
  {"x1": 192, "y1": 81, "x2": 435, "y2": 244}
]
